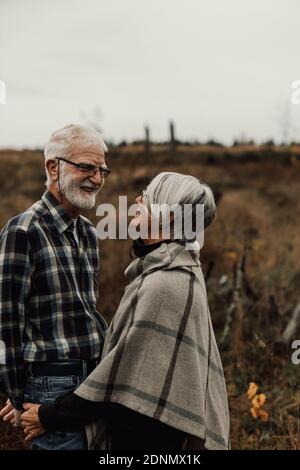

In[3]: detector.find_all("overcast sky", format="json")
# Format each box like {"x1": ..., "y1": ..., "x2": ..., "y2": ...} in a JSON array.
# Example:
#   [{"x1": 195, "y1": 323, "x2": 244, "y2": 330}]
[{"x1": 1, "y1": 0, "x2": 300, "y2": 148}]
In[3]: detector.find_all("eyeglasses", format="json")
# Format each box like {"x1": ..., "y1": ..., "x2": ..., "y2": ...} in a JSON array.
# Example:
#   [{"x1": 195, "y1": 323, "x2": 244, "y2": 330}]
[{"x1": 56, "y1": 156, "x2": 111, "y2": 178}]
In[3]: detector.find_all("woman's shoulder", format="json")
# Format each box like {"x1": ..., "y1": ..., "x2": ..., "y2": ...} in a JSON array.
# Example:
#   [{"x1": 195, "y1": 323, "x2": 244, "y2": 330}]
[{"x1": 141, "y1": 265, "x2": 202, "y2": 301}]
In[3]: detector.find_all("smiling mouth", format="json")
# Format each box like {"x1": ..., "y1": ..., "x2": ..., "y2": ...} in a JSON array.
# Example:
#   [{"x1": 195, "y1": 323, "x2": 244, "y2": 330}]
[{"x1": 80, "y1": 186, "x2": 97, "y2": 194}]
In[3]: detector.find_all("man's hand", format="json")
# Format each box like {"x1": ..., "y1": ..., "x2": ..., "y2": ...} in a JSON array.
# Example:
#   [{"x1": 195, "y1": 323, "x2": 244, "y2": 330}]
[
  {"x1": 0, "y1": 399, "x2": 16, "y2": 424},
  {"x1": 21, "y1": 403, "x2": 45, "y2": 441},
  {"x1": 0, "y1": 399, "x2": 24, "y2": 427}
]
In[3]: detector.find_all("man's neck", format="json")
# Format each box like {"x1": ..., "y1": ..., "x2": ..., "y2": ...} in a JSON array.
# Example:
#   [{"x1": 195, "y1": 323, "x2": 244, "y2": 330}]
[{"x1": 48, "y1": 185, "x2": 80, "y2": 219}]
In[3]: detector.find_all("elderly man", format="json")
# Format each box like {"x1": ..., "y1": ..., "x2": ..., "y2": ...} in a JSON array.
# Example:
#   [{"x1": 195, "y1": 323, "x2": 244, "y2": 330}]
[{"x1": 0, "y1": 124, "x2": 110, "y2": 450}]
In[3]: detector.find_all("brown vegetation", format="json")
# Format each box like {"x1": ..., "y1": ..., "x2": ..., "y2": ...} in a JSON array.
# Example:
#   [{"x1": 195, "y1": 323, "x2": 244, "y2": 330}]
[{"x1": 0, "y1": 144, "x2": 300, "y2": 449}]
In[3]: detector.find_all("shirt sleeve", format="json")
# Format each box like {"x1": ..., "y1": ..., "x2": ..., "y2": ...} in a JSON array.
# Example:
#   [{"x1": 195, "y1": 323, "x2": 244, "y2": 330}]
[
  {"x1": 38, "y1": 392, "x2": 187, "y2": 450},
  {"x1": 0, "y1": 228, "x2": 32, "y2": 409},
  {"x1": 38, "y1": 392, "x2": 108, "y2": 432}
]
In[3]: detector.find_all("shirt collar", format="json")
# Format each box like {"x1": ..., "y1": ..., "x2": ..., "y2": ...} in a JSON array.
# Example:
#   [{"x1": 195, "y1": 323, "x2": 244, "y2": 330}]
[{"x1": 41, "y1": 190, "x2": 79, "y2": 234}]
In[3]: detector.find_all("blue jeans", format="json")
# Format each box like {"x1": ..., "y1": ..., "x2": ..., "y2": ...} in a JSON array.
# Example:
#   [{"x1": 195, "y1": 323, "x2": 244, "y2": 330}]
[{"x1": 24, "y1": 368, "x2": 88, "y2": 450}]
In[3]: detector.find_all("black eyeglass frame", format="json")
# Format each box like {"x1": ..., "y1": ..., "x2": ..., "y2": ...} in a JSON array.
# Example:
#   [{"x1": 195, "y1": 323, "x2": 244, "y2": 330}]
[{"x1": 56, "y1": 156, "x2": 111, "y2": 178}]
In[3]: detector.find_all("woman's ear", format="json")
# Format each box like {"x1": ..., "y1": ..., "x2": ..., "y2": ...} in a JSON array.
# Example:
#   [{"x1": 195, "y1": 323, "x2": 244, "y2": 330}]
[{"x1": 46, "y1": 159, "x2": 58, "y2": 183}]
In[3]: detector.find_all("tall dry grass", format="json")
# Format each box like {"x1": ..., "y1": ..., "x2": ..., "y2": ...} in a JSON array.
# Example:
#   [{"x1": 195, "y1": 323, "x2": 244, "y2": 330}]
[{"x1": 0, "y1": 145, "x2": 299, "y2": 449}]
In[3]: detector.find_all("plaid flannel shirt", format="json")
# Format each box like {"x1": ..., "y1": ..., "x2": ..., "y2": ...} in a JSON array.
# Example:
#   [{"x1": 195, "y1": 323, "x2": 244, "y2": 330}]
[{"x1": 0, "y1": 190, "x2": 107, "y2": 409}]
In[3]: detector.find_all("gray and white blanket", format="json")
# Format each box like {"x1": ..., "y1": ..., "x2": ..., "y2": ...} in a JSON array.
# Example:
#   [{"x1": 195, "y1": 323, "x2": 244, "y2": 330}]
[{"x1": 75, "y1": 241, "x2": 230, "y2": 450}]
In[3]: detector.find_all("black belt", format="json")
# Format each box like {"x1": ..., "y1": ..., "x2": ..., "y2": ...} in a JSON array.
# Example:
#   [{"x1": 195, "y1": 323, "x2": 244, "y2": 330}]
[{"x1": 27, "y1": 359, "x2": 98, "y2": 378}]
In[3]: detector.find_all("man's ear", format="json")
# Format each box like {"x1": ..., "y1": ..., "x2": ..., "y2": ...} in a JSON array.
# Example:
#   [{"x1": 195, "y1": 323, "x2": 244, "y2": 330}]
[{"x1": 46, "y1": 159, "x2": 58, "y2": 183}]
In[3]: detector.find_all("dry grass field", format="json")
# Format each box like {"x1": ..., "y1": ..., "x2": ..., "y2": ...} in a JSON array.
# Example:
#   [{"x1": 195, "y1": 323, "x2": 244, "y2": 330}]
[{"x1": 0, "y1": 144, "x2": 300, "y2": 449}]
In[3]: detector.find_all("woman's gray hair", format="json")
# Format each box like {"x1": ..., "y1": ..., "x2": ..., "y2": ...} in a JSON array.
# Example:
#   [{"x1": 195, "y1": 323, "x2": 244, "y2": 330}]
[
  {"x1": 44, "y1": 124, "x2": 107, "y2": 188},
  {"x1": 143, "y1": 172, "x2": 216, "y2": 245}
]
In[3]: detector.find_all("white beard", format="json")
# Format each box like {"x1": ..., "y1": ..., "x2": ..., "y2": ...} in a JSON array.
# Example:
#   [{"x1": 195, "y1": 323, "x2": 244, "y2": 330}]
[{"x1": 59, "y1": 170, "x2": 100, "y2": 210}]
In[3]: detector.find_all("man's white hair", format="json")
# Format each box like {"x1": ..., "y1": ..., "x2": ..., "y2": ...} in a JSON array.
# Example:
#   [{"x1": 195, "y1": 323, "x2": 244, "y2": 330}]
[
  {"x1": 143, "y1": 172, "x2": 216, "y2": 239},
  {"x1": 44, "y1": 124, "x2": 107, "y2": 188}
]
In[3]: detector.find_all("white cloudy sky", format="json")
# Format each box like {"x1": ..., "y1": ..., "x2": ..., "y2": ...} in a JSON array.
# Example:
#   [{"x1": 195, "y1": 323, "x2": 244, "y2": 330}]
[{"x1": 1, "y1": 0, "x2": 300, "y2": 148}]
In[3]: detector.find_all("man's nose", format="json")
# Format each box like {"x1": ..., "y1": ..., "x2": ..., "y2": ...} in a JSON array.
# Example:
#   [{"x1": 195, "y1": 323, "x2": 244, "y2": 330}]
[{"x1": 89, "y1": 171, "x2": 102, "y2": 186}]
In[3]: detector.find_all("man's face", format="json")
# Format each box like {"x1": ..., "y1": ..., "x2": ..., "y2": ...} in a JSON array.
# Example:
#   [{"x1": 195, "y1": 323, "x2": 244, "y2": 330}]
[{"x1": 59, "y1": 144, "x2": 107, "y2": 210}]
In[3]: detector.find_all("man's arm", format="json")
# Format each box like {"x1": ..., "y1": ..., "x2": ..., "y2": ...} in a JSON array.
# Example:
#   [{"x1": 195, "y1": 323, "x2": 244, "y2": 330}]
[{"x1": 0, "y1": 227, "x2": 32, "y2": 411}]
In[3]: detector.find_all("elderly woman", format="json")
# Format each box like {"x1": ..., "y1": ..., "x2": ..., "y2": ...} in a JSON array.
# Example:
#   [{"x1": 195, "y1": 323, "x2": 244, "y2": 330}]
[{"x1": 21, "y1": 172, "x2": 230, "y2": 450}]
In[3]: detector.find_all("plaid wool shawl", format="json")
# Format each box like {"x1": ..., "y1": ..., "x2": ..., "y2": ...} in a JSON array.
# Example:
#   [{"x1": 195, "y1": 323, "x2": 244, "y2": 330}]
[{"x1": 75, "y1": 241, "x2": 230, "y2": 450}]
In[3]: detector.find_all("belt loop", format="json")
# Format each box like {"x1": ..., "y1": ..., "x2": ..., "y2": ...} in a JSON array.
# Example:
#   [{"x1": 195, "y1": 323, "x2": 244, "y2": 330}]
[{"x1": 82, "y1": 359, "x2": 87, "y2": 379}]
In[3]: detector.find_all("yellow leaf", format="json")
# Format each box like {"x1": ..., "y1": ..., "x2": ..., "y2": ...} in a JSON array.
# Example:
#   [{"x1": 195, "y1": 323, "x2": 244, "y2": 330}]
[
  {"x1": 250, "y1": 406, "x2": 259, "y2": 419},
  {"x1": 247, "y1": 382, "x2": 258, "y2": 400},
  {"x1": 252, "y1": 393, "x2": 266, "y2": 409}
]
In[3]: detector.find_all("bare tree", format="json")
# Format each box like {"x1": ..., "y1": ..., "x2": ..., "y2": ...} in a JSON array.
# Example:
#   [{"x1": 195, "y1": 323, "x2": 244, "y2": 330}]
[
  {"x1": 169, "y1": 120, "x2": 176, "y2": 154},
  {"x1": 282, "y1": 303, "x2": 300, "y2": 345},
  {"x1": 144, "y1": 124, "x2": 150, "y2": 156},
  {"x1": 276, "y1": 100, "x2": 295, "y2": 145}
]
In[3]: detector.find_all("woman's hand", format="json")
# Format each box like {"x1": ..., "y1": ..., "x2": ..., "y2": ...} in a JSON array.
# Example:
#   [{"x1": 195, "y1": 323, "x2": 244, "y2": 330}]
[{"x1": 21, "y1": 403, "x2": 46, "y2": 441}]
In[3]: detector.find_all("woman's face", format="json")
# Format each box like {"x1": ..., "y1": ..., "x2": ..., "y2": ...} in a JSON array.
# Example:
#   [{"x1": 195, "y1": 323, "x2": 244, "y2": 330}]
[
  {"x1": 131, "y1": 190, "x2": 174, "y2": 240},
  {"x1": 131, "y1": 192, "x2": 150, "y2": 233}
]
